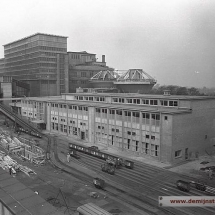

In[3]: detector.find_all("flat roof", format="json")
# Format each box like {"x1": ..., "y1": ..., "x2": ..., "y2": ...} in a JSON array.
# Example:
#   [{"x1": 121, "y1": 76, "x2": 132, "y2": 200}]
[
  {"x1": 68, "y1": 51, "x2": 95, "y2": 55},
  {"x1": 62, "y1": 92, "x2": 215, "y2": 100},
  {"x1": 0, "y1": 168, "x2": 64, "y2": 215},
  {"x1": 23, "y1": 97, "x2": 191, "y2": 114},
  {"x1": 4, "y1": 33, "x2": 68, "y2": 46}
]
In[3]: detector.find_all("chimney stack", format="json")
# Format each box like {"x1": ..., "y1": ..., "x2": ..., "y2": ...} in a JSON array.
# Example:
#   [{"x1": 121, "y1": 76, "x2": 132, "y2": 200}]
[{"x1": 102, "y1": 55, "x2": 105, "y2": 63}]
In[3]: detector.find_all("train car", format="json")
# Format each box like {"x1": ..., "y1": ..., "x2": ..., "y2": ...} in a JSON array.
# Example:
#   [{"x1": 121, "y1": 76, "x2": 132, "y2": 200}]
[
  {"x1": 176, "y1": 180, "x2": 191, "y2": 192},
  {"x1": 190, "y1": 181, "x2": 206, "y2": 191},
  {"x1": 124, "y1": 160, "x2": 134, "y2": 169},
  {"x1": 69, "y1": 143, "x2": 126, "y2": 169}
]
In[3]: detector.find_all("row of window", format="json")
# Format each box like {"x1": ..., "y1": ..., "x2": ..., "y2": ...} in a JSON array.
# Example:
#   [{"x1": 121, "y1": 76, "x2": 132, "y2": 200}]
[
  {"x1": 51, "y1": 104, "x2": 89, "y2": 112},
  {"x1": 75, "y1": 96, "x2": 105, "y2": 102},
  {"x1": 112, "y1": 97, "x2": 178, "y2": 107},
  {"x1": 96, "y1": 109, "x2": 160, "y2": 120},
  {"x1": 73, "y1": 96, "x2": 179, "y2": 107}
]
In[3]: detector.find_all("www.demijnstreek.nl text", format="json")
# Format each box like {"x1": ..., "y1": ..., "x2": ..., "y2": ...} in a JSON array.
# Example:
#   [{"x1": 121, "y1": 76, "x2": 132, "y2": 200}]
[{"x1": 159, "y1": 196, "x2": 215, "y2": 207}]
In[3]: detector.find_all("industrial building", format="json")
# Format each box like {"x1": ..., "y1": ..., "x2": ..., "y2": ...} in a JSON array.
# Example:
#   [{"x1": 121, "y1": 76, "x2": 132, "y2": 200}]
[
  {"x1": 11, "y1": 91, "x2": 215, "y2": 164},
  {"x1": 0, "y1": 33, "x2": 114, "y2": 97},
  {"x1": 1, "y1": 33, "x2": 68, "y2": 97}
]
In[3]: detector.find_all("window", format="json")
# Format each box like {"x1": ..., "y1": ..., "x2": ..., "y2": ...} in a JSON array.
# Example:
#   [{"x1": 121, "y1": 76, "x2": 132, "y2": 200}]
[
  {"x1": 127, "y1": 131, "x2": 131, "y2": 135},
  {"x1": 128, "y1": 139, "x2": 130, "y2": 149},
  {"x1": 146, "y1": 135, "x2": 150, "y2": 139},
  {"x1": 96, "y1": 108, "x2": 100, "y2": 113},
  {"x1": 116, "y1": 110, "x2": 122, "y2": 115},
  {"x1": 151, "y1": 135, "x2": 155, "y2": 140},
  {"x1": 150, "y1": 100, "x2": 158, "y2": 105},
  {"x1": 175, "y1": 150, "x2": 182, "y2": 158},
  {"x1": 113, "y1": 98, "x2": 118, "y2": 103},
  {"x1": 161, "y1": 100, "x2": 168, "y2": 106},
  {"x1": 169, "y1": 100, "x2": 178, "y2": 107},
  {"x1": 125, "y1": 111, "x2": 131, "y2": 117},
  {"x1": 155, "y1": 145, "x2": 159, "y2": 157},
  {"x1": 133, "y1": 112, "x2": 139, "y2": 118},
  {"x1": 136, "y1": 141, "x2": 139, "y2": 151},
  {"x1": 142, "y1": 113, "x2": 150, "y2": 119},
  {"x1": 143, "y1": 99, "x2": 149, "y2": 105},
  {"x1": 127, "y1": 99, "x2": 132, "y2": 103},
  {"x1": 109, "y1": 109, "x2": 115, "y2": 115},
  {"x1": 81, "y1": 72, "x2": 86, "y2": 77},
  {"x1": 145, "y1": 143, "x2": 149, "y2": 154},
  {"x1": 119, "y1": 98, "x2": 124, "y2": 103},
  {"x1": 132, "y1": 132, "x2": 136, "y2": 136},
  {"x1": 164, "y1": 116, "x2": 168, "y2": 120}
]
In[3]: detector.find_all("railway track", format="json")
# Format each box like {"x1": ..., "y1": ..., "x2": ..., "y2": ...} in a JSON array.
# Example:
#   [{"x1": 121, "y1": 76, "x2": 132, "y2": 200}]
[{"x1": 55, "y1": 139, "x2": 215, "y2": 215}]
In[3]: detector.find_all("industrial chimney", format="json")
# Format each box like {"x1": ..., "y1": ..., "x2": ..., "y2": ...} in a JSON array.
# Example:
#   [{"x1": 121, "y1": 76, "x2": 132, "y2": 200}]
[{"x1": 102, "y1": 55, "x2": 105, "y2": 63}]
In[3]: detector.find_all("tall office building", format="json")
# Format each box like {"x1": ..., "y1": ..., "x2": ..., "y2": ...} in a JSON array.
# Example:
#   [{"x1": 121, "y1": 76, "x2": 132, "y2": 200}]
[{"x1": 2, "y1": 33, "x2": 68, "y2": 96}]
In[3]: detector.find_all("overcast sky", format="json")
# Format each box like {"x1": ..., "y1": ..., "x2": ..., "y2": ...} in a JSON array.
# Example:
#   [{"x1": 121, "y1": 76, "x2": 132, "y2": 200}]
[{"x1": 0, "y1": 0, "x2": 215, "y2": 88}]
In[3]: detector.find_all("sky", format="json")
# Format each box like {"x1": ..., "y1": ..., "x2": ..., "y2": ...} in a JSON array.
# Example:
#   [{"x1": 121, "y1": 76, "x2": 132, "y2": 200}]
[{"x1": 0, "y1": 0, "x2": 215, "y2": 88}]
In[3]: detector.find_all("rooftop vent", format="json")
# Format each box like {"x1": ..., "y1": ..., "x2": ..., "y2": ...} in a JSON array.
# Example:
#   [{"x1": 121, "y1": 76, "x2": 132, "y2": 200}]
[{"x1": 163, "y1": 90, "x2": 171, "y2": 96}]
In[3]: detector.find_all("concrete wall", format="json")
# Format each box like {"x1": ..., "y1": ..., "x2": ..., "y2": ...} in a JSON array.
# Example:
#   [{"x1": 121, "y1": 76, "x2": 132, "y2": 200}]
[
  {"x1": 26, "y1": 80, "x2": 40, "y2": 97},
  {"x1": 88, "y1": 106, "x2": 95, "y2": 144},
  {"x1": 160, "y1": 114, "x2": 173, "y2": 163},
  {"x1": 172, "y1": 99, "x2": 215, "y2": 163},
  {"x1": 40, "y1": 81, "x2": 57, "y2": 96},
  {"x1": 1, "y1": 82, "x2": 12, "y2": 97},
  {"x1": 46, "y1": 102, "x2": 51, "y2": 131}
]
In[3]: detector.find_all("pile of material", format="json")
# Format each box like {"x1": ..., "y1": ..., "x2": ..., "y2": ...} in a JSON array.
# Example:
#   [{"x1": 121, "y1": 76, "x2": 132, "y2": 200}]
[{"x1": 0, "y1": 150, "x2": 36, "y2": 176}]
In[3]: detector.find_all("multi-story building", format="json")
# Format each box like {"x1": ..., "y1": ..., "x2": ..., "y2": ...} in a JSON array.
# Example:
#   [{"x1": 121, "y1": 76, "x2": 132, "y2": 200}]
[
  {"x1": 14, "y1": 91, "x2": 215, "y2": 164},
  {"x1": 0, "y1": 58, "x2": 5, "y2": 73},
  {"x1": 0, "y1": 34, "x2": 114, "y2": 96},
  {"x1": 1, "y1": 33, "x2": 68, "y2": 97},
  {"x1": 68, "y1": 52, "x2": 114, "y2": 92}
]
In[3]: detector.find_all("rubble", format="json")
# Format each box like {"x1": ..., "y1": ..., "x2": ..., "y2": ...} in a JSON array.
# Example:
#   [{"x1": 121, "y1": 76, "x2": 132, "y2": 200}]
[{"x1": 0, "y1": 150, "x2": 36, "y2": 176}]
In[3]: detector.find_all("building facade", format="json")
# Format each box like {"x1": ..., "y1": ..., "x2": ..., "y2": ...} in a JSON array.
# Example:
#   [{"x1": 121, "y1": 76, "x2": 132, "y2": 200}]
[
  {"x1": 68, "y1": 52, "x2": 114, "y2": 92},
  {"x1": 0, "y1": 34, "x2": 115, "y2": 96},
  {"x1": 15, "y1": 92, "x2": 215, "y2": 164},
  {"x1": 1, "y1": 33, "x2": 68, "y2": 97}
]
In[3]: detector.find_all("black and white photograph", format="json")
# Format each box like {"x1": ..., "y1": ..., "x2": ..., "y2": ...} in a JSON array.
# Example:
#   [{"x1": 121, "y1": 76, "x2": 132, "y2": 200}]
[{"x1": 0, "y1": 0, "x2": 215, "y2": 214}]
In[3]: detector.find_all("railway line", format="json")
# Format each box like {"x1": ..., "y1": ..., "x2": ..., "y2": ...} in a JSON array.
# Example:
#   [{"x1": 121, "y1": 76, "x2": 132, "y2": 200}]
[{"x1": 55, "y1": 140, "x2": 215, "y2": 215}]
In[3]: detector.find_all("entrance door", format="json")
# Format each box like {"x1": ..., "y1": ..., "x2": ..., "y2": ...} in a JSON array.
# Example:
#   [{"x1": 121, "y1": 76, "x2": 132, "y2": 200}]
[
  {"x1": 81, "y1": 131, "x2": 85, "y2": 140},
  {"x1": 185, "y1": 148, "x2": 188, "y2": 159}
]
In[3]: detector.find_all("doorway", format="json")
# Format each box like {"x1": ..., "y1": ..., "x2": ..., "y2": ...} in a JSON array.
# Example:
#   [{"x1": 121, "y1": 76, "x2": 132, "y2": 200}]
[
  {"x1": 81, "y1": 131, "x2": 85, "y2": 140},
  {"x1": 185, "y1": 148, "x2": 189, "y2": 159}
]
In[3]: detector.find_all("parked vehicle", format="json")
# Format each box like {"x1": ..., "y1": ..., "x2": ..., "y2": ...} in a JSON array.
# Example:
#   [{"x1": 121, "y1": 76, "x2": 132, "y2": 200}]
[
  {"x1": 101, "y1": 163, "x2": 115, "y2": 175},
  {"x1": 93, "y1": 177, "x2": 105, "y2": 189},
  {"x1": 176, "y1": 180, "x2": 191, "y2": 192}
]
